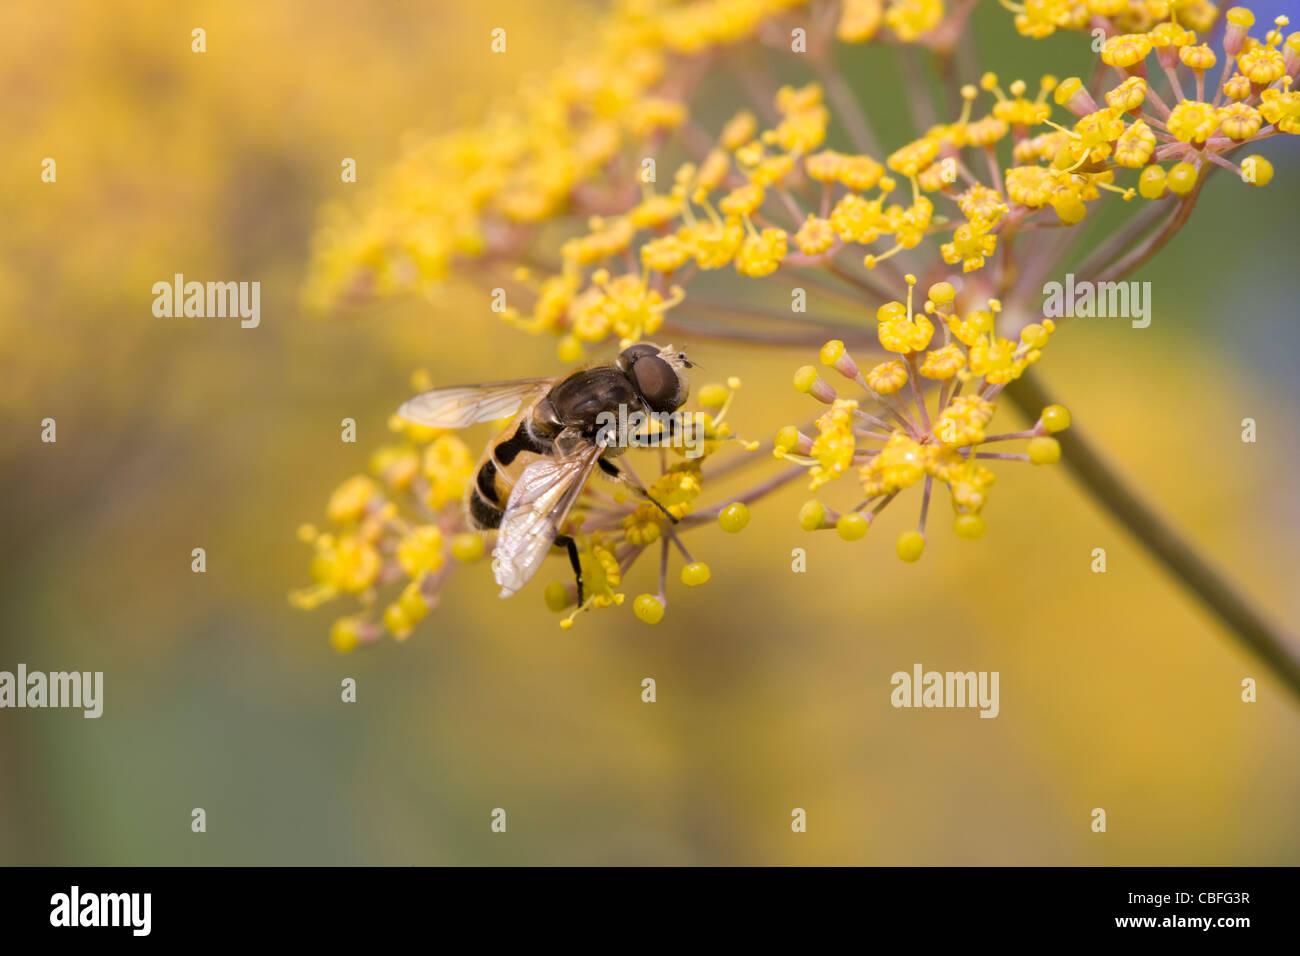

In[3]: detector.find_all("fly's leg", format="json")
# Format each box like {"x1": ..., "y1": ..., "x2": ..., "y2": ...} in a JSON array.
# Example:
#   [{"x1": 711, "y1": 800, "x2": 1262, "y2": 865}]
[
  {"x1": 556, "y1": 534, "x2": 584, "y2": 605},
  {"x1": 597, "y1": 458, "x2": 679, "y2": 525}
]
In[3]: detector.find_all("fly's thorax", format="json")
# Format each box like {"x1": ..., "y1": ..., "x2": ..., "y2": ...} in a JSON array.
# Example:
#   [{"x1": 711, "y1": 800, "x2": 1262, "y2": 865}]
[{"x1": 547, "y1": 365, "x2": 642, "y2": 433}]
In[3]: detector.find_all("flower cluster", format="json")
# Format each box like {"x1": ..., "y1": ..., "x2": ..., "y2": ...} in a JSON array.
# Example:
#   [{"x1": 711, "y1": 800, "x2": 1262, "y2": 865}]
[
  {"x1": 779, "y1": 275, "x2": 1069, "y2": 558},
  {"x1": 294, "y1": 2, "x2": 1298, "y2": 649},
  {"x1": 303, "y1": 0, "x2": 962, "y2": 314},
  {"x1": 1002, "y1": 0, "x2": 1220, "y2": 39},
  {"x1": 1040, "y1": 8, "x2": 1296, "y2": 199},
  {"x1": 291, "y1": 376, "x2": 761, "y2": 645},
  {"x1": 289, "y1": 400, "x2": 484, "y2": 651},
  {"x1": 539, "y1": 378, "x2": 762, "y2": 629}
]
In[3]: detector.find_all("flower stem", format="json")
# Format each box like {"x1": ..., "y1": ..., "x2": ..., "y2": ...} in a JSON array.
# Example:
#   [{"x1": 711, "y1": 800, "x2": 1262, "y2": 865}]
[{"x1": 1006, "y1": 370, "x2": 1300, "y2": 706}]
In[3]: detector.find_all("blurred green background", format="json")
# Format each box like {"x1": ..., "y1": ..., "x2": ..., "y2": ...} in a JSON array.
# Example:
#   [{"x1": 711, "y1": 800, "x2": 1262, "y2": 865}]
[{"x1": 2, "y1": 0, "x2": 1298, "y2": 865}]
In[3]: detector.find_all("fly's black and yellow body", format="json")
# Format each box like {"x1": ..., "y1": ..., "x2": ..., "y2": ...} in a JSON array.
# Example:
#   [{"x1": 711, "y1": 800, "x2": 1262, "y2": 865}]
[
  {"x1": 398, "y1": 343, "x2": 692, "y2": 602},
  {"x1": 466, "y1": 363, "x2": 648, "y2": 532}
]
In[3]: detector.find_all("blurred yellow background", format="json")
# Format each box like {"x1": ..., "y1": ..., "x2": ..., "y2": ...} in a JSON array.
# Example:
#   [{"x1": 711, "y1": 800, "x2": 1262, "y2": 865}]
[{"x1": 2, "y1": 0, "x2": 1298, "y2": 865}]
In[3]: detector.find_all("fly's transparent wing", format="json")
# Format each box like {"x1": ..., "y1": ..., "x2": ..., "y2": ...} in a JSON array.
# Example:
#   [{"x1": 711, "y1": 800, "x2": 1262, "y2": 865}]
[
  {"x1": 396, "y1": 379, "x2": 553, "y2": 429},
  {"x1": 492, "y1": 438, "x2": 602, "y2": 598}
]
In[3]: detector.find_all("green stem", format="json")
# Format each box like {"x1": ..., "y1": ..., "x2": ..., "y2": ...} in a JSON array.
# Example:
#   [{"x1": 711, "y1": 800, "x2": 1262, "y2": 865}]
[{"x1": 1006, "y1": 370, "x2": 1300, "y2": 705}]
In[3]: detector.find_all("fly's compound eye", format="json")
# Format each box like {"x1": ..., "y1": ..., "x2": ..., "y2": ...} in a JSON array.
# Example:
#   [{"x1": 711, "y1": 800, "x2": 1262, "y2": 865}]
[
  {"x1": 617, "y1": 343, "x2": 660, "y2": 372},
  {"x1": 631, "y1": 354, "x2": 681, "y2": 413}
]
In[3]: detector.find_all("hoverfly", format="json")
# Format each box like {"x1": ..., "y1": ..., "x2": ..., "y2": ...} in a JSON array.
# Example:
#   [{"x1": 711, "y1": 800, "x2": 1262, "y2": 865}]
[{"x1": 397, "y1": 343, "x2": 693, "y2": 603}]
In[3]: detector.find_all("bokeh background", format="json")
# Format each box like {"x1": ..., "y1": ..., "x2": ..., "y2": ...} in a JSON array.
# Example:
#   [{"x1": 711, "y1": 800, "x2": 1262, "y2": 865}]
[{"x1": 2, "y1": 0, "x2": 1298, "y2": 865}]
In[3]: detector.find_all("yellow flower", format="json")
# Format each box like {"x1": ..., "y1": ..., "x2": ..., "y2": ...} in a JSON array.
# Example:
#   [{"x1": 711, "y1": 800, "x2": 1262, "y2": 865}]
[
  {"x1": 719, "y1": 183, "x2": 765, "y2": 217},
  {"x1": 1222, "y1": 73, "x2": 1253, "y2": 101},
  {"x1": 866, "y1": 360, "x2": 910, "y2": 394},
  {"x1": 561, "y1": 217, "x2": 636, "y2": 266},
  {"x1": 1166, "y1": 101, "x2": 1221, "y2": 143},
  {"x1": 1148, "y1": 21, "x2": 1194, "y2": 49},
  {"x1": 918, "y1": 343, "x2": 967, "y2": 380},
  {"x1": 884, "y1": 0, "x2": 945, "y2": 41},
  {"x1": 423, "y1": 435, "x2": 474, "y2": 510},
  {"x1": 838, "y1": 154, "x2": 886, "y2": 191},
  {"x1": 625, "y1": 96, "x2": 688, "y2": 138},
  {"x1": 1114, "y1": 120, "x2": 1157, "y2": 167},
  {"x1": 682, "y1": 219, "x2": 745, "y2": 269},
  {"x1": 877, "y1": 299, "x2": 935, "y2": 353},
  {"x1": 809, "y1": 399, "x2": 858, "y2": 489},
  {"x1": 887, "y1": 136, "x2": 940, "y2": 176},
  {"x1": 1105, "y1": 77, "x2": 1148, "y2": 113},
  {"x1": 641, "y1": 234, "x2": 692, "y2": 272},
  {"x1": 736, "y1": 228, "x2": 788, "y2": 277},
  {"x1": 1011, "y1": 0, "x2": 1086, "y2": 39},
  {"x1": 370, "y1": 445, "x2": 421, "y2": 491},
  {"x1": 629, "y1": 193, "x2": 682, "y2": 228},
  {"x1": 794, "y1": 215, "x2": 836, "y2": 255},
  {"x1": 649, "y1": 461, "x2": 703, "y2": 519},
  {"x1": 1005, "y1": 165, "x2": 1056, "y2": 207},
  {"x1": 966, "y1": 115, "x2": 1010, "y2": 147},
  {"x1": 766, "y1": 84, "x2": 829, "y2": 153},
  {"x1": 946, "y1": 306, "x2": 995, "y2": 347},
  {"x1": 861, "y1": 432, "x2": 926, "y2": 495},
  {"x1": 397, "y1": 525, "x2": 445, "y2": 578},
  {"x1": 1101, "y1": 34, "x2": 1152, "y2": 69},
  {"x1": 941, "y1": 219, "x2": 998, "y2": 272},
  {"x1": 308, "y1": 533, "x2": 381, "y2": 596},
  {"x1": 1237, "y1": 44, "x2": 1286, "y2": 85},
  {"x1": 1260, "y1": 88, "x2": 1300, "y2": 134},
  {"x1": 838, "y1": 0, "x2": 883, "y2": 41},
  {"x1": 621, "y1": 505, "x2": 663, "y2": 546},
  {"x1": 805, "y1": 150, "x2": 844, "y2": 183},
  {"x1": 1069, "y1": 108, "x2": 1125, "y2": 164},
  {"x1": 720, "y1": 109, "x2": 758, "y2": 150},
  {"x1": 934, "y1": 395, "x2": 995, "y2": 446},
  {"x1": 1179, "y1": 44, "x2": 1217, "y2": 70},
  {"x1": 1218, "y1": 103, "x2": 1262, "y2": 140},
  {"x1": 830, "y1": 193, "x2": 888, "y2": 243},
  {"x1": 327, "y1": 476, "x2": 377, "y2": 524}
]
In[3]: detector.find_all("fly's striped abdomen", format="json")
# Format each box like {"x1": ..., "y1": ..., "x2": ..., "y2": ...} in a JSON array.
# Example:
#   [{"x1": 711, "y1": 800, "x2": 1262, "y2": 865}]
[{"x1": 465, "y1": 410, "x2": 555, "y2": 531}]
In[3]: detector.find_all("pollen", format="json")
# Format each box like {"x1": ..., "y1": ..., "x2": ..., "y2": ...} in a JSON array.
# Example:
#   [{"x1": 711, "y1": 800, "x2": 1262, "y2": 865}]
[
  {"x1": 450, "y1": 533, "x2": 485, "y2": 563},
  {"x1": 1040, "y1": 404, "x2": 1071, "y2": 432},
  {"x1": 633, "y1": 594, "x2": 665, "y2": 624},
  {"x1": 836, "y1": 512, "x2": 870, "y2": 540},
  {"x1": 896, "y1": 530, "x2": 926, "y2": 563},
  {"x1": 1027, "y1": 436, "x2": 1062, "y2": 464},
  {"x1": 718, "y1": 502, "x2": 751, "y2": 533},
  {"x1": 799, "y1": 499, "x2": 828, "y2": 531},
  {"x1": 681, "y1": 562, "x2": 712, "y2": 586}
]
